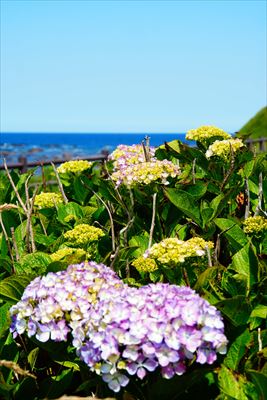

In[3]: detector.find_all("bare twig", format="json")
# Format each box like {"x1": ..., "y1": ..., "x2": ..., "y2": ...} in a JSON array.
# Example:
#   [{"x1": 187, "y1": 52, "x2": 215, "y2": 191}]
[
  {"x1": 4, "y1": 159, "x2": 27, "y2": 213},
  {"x1": 220, "y1": 144, "x2": 235, "y2": 191},
  {"x1": 51, "y1": 162, "x2": 68, "y2": 204},
  {"x1": 0, "y1": 360, "x2": 36, "y2": 380},
  {"x1": 148, "y1": 193, "x2": 157, "y2": 249},
  {"x1": 93, "y1": 191, "x2": 116, "y2": 253},
  {"x1": 244, "y1": 177, "x2": 250, "y2": 219},
  {"x1": 255, "y1": 172, "x2": 263, "y2": 216},
  {"x1": 258, "y1": 327, "x2": 262, "y2": 352},
  {"x1": 10, "y1": 227, "x2": 20, "y2": 261},
  {"x1": 206, "y1": 245, "x2": 212, "y2": 267}
]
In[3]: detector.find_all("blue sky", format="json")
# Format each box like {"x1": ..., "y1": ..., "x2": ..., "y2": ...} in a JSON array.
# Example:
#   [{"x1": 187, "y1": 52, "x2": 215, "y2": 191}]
[{"x1": 1, "y1": 0, "x2": 266, "y2": 133}]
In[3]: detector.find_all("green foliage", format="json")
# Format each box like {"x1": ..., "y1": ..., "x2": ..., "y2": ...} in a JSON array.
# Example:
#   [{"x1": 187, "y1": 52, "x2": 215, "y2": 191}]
[{"x1": 0, "y1": 133, "x2": 266, "y2": 399}]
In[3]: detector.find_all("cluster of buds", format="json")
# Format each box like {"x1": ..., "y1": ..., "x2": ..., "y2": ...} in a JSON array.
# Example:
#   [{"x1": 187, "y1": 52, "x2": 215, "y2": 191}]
[
  {"x1": 108, "y1": 144, "x2": 156, "y2": 169},
  {"x1": 10, "y1": 262, "x2": 227, "y2": 393},
  {"x1": 34, "y1": 192, "x2": 63, "y2": 209},
  {"x1": 111, "y1": 160, "x2": 180, "y2": 187},
  {"x1": 63, "y1": 224, "x2": 105, "y2": 246},
  {"x1": 243, "y1": 215, "x2": 267, "y2": 235},
  {"x1": 50, "y1": 247, "x2": 87, "y2": 264},
  {"x1": 186, "y1": 126, "x2": 231, "y2": 142},
  {"x1": 57, "y1": 160, "x2": 92, "y2": 174},
  {"x1": 133, "y1": 237, "x2": 214, "y2": 272},
  {"x1": 205, "y1": 138, "x2": 244, "y2": 160}
]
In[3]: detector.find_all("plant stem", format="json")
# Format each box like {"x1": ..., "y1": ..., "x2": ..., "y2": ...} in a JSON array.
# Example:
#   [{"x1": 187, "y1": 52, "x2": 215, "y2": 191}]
[
  {"x1": 51, "y1": 162, "x2": 68, "y2": 204},
  {"x1": 244, "y1": 177, "x2": 250, "y2": 219},
  {"x1": 255, "y1": 172, "x2": 263, "y2": 216}
]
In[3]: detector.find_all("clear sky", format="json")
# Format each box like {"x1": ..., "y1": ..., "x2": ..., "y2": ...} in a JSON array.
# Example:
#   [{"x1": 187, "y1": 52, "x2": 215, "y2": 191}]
[{"x1": 1, "y1": 0, "x2": 266, "y2": 133}]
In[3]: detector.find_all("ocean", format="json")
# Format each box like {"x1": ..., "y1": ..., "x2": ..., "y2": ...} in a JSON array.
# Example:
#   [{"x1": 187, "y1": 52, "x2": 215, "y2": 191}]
[{"x1": 0, "y1": 132, "x2": 188, "y2": 164}]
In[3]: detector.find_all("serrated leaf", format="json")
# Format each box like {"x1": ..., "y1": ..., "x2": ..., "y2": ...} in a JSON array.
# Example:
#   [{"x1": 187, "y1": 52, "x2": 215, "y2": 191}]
[
  {"x1": 165, "y1": 188, "x2": 201, "y2": 225},
  {"x1": 216, "y1": 295, "x2": 252, "y2": 326},
  {"x1": 218, "y1": 366, "x2": 249, "y2": 400},
  {"x1": 0, "y1": 275, "x2": 32, "y2": 303},
  {"x1": 214, "y1": 218, "x2": 248, "y2": 251},
  {"x1": 247, "y1": 370, "x2": 267, "y2": 400},
  {"x1": 224, "y1": 329, "x2": 251, "y2": 370},
  {"x1": 231, "y1": 244, "x2": 258, "y2": 292},
  {"x1": 18, "y1": 252, "x2": 52, "y2": 275},
  {"x1": 57, "y1": 202, "x2": 84, "y2": 225}
]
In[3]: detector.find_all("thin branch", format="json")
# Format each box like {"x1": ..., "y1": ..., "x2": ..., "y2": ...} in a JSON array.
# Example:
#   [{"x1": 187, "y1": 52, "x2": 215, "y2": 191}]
[
  {"x1": 148, "y1": 193, "x2": 157, "y2": 249},
  {"x1": 28, "y1": 186, "x2": 38, "y2": 252},
  {"x1": 93, "y1": 190, "x2": 116, "y2": 253},
  {"x1": 255, "y1": 172, "x2": 263, "y2": 216},
  {"x1": 4, "y1": 159, "x2": 27, "y2": 213},
  {"x1": 51, "y1": 162, "x2": 68, "y2": 204},
  {"x1": 258, "y1": 327, "x2": 262, "y2": 352},
  {"x1": 220, "y1": 144, "x2": 235, "y2": 190},
  {"x1": 10, "y1": 227, "x2": 20, "y2": 261},
  {"x1": 205, "y1": 245, "x2": 212, "y2": 267}
]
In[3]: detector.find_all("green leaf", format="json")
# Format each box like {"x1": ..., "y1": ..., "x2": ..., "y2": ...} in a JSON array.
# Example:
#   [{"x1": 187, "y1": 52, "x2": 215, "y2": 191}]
[
  {"x1": 231, "y1": 244, "x2": 259, "y2": 292},
  {"x1": 214, "y1": 218, "x2": 248, "y2": 251},
  {"x1": 247, "y1": 370, "x2": 267, "y2": 400},
  {"x1": 0, "y1": 257, "x2": 12, "y2": 274},
  {"x1": 27, "y1": 348, "x2": 39, "y2": 370},
  {"x1": 201, "y1": 207, "x2": 214, "y2": 227},
  {"x1": 0, "y1": 275, "x2": 32, "y2": 303},
  {"x1": 216, "y1": 295, "x2": 252, "y2": 326},
  {"x1": 218, "y1": 366, "x2": 250, "y2": 400},
  {"x1": 128, "y1": 234, "x2": 149, "y2": 257},
  {"x1": 0, "y1": 303, "x2": 11, "y2": 338},
  {"x1": 18, "y1": 252, "x2": 52, "y2": 275},
  {"x1": 57, "y1": 202, "x2": 84, "y2": 225},
  {"x1": 182, "y1": 182, "x2": 207, "y2": 199},
  {"x1": 224, "y1": 329, "x2": 251, "y2": 370},
  {"x1": 14, "y1": 221, "x2": 27, "y2": 256},
  {"x1": 250, "y1": 305, "x2": 267, "y2": 319},
  {"x1": 165, "y1": 188, "x2": 201, "y2": 226}
]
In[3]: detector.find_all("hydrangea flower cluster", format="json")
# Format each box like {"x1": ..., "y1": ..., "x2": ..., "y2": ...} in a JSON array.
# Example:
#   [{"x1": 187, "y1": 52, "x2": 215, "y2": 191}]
[
  {"x1": 243, "y1": 215, "x2": 267, "y2": 235},
  {"x1": 10, "y1": 263, "x2": 227, "y2": 393},
  {"x1": 132, "y1": 237, "x2": 214, "y2": 271},
  {"x1": 186, "y1": 126, "x2": 231, "y2": 142},
  {"x1": 74, "y1": 283, "x2": 227, "y2": 392},
  {"x1": 10, "y1": 261, "x2": 122, "y2": 343},
  {"x1": 34, "y1": 192, "x2": 64, "y2": 208},
  {"x1": 108, "y1": 144, "x2": 156, "y2": 169},
  {"x1": 63, "y1": 224, "x2": 105, "y2": 246},
  {"x1": 50, "y1": 247, "x2": 87, "y2": 264},
  {"x1": 57, "y1": 160, "x2": 92, "y2": 174},
  {"x1": 132, "y1": 257, "x2": 158, "y2": 273},
  {"x1": 205, "y1": 138, "x2": 244, "y2": 160},
  {"x1": 111, "y1": 160, "x2": 181, "y2": 187}
]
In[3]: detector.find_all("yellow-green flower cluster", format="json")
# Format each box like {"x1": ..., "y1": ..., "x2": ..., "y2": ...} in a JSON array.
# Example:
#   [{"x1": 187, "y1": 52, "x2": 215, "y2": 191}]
[
  {"x1": 243, "y1": 216, "x2": 267, "y2": 235},
  {"x1": 50, "y1": 247, "x2": 87, "y2": 263},
  {"x1": 205, "y1": 138, "x2": 244, "y2": 160},
  {"x1": 34, "y1": 192, "x2": 63, "y2": 208},
  {"x1": 132, "y1": 257, "x2": 158, "y2": 273},
  {"x1": 186, "y1": 126, "x2": 231, "y2": 142},
  {"x1": 57, "y1": 160, "x2": 92, "y2": 174},
  {"x1": 143, "y1": 237, "x2": 214, "y2": 267},
  {"x1": 111, "y1": 160, "x2": 180, "y2": 187},
  {"x1": 63, "y1": 224, "x2": 105, "y2": 246}
]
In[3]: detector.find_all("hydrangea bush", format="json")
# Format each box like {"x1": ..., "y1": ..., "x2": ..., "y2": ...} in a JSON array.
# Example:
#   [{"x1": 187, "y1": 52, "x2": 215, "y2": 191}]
[
  {"x1": 1, "y1": 126, "x2": 266, "y2": 399},
  {"x1": 10, "y1": 263, "x2": 227, "y2": 393}
]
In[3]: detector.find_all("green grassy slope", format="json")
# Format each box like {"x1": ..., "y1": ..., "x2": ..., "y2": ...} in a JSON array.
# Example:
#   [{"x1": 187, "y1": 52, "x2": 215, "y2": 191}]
[{"x1": 237, "y1": 106, "x2": 267, "y2": 139}]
